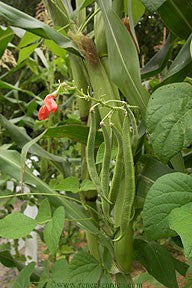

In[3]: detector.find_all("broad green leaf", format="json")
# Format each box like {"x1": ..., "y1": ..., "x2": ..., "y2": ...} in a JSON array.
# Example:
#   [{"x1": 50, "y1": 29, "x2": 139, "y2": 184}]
[
  {"x1": 169, "y1": 203, "x2": 192, "y2": 259},
  {"x1": 134, "y1": 239, "x2": 178, "y2": 288},
  {"x1": 136, "y1": 156, "x2": 173, "y2": 203},
  {"x1": 0, "y1": 114, "x2": 69, "y2": 175},
  {"x1": 18, "y1": 31, "x2": 39, "y2": 48},
  {"x1": 47, "y1": 259, "x2": 69, "y2": 287},
  {"x1": 97, "y1": 0, "x2": 149, "y2": 112},
  {"x1": 53, "y1": 176, "x2": 80, "y2": 193},
  {"x1": 13, "y1": 262, "x2": 35, "y2": 288},
  {"x1": 0, "y1": 2, "x2": 78, "y2": 54},
  {"x1": 143, "y1": 172, "x2": 192, "y2": 240},
  {"x1": 44, "y1": 39, "x2": 66, "y2": 58},
  {"x1": 141, "y1": 0, "x2": 166, "y2": 12},
  {"x1": 36, "y1": 199, "x2": 52, "y2": 224},
  {"x1": 158, "y1": 0, "x2": 192, "y2": 39},
  {"x1": 44, "y1": 124, "x2": 103, "y2": 147},
  {"x1": 129, "y1": 0, "x2": 145, "y2": 26},
  {"x1": 0, "y1": 27, "x2": 14, "y2": 58},
  {"x1": 162, "y1": 35, "x2": 192, "y2": 85},
  {"x1": 0, "y1": 213, "x2": 36, "y2": 239},
  {"x1": 44, "y1": 206, "x2": 65, "y2": 255},
  {"x1": 18, "y1": 43, "x2": 39, "y2": 63},
  {"x1": 0, "y1": 149, "x2": 99, "y2": 234},
  {"x1": 67, "y1": 251, "x2": 102, "y2": 284},
  {"x1": 146, "y1": 82, "x2": 192, "y2": 162},
  {"x1": 141, "y1": 34, "x2": 175, "y2": 79}
]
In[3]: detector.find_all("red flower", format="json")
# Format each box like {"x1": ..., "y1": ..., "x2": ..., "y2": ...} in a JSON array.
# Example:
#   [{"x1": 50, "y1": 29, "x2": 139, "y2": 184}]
[
  {"x1": 44, "y1": 94, "x2": 58, "y2": 113},
  {"x1": 38, "y1": 105, "x2": 50, "y2": 120},
  {"x1": 38, "y1": 94, "x2": 58, "y2": 120}
]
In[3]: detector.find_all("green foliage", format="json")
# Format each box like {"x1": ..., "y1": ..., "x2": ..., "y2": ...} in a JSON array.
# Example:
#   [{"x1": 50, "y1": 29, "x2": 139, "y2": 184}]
[
  {"x1": 146, "y1": 82, "x2": 192, "y2": 162},
  {"x1": 0, "y1": 27, "x2": 14, "y2": 58},
  {"x1": 43, "y1": 206, "x2": 65, "y2": 255},
  {"x1": 97, "y1": 0, "x2": 149, "y2": 112},
  {"x1": 0, "y1": 2, "x2": 78, "y2": 53},
  {"x1": 0, "y1": 0, "x2": 192, "y2": 286},
  {"x1": 44, "y1": 124, "x2": 103, "y2": 147},
  {"x1": 169, "y1": 203, "x2": 192, "y2": 259},
  {"x1": 52, "y1": 176, "x2": 80, "y2": 193},
  {"x1": 66, "y1": 251, "x2": 102, "y2": 284},
  {"x1": 143, "y1": 172, "x2": 192, "y2": 240},
  {"x1": 158, "y1": 0, "x2": 192, "y2": 39},
  {"x1": 12, "y1": 262, "x2": 35, "y2": 288},
  {"x1": 36, "y1": 199, "x2": 52, "y2": 224},
  {"x1": 141, "y1": 0, "x2": 166, "y2": 12},
  {"x1": 0, "y1": 212, "x2": 36, "y2": 239},
  {"x1": 134, "y1": 239, "x2": 178, "y2": 288}
]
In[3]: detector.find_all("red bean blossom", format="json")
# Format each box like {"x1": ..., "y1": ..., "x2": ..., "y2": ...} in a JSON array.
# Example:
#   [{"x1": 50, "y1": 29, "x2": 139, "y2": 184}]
[{"x1": 38, "y1": 94, "x2": 58, "y2": 120}]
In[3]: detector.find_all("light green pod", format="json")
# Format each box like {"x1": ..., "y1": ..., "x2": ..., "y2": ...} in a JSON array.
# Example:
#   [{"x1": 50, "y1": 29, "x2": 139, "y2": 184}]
[
  {"x1": 109, "y1": 124, "x2": 124, "y2": 205},
  {"x1": 100, "y1": 121, "x2": 112, "y2": 218},
  {"x1": 114, "y1": 224, "x2": 133, "y2": 274},
  {"x1": 86, "y1": 109, "x2": 111, "y2": 204},
  {"x1": 120, "y1": 112, "x2": 135, "y2": 235}
]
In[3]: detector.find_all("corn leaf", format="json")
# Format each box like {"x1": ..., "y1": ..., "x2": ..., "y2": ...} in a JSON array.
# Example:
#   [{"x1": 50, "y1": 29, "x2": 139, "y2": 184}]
[
  {"x1": 0, "y1": 2, "x2": 79, "y2": 54},
  {"x1": 158, "y1": 0, "x2": 192, "y2": 39},
  {"x1": 141, "y1": 0, "x2": 166, "y2": 12},
  {"x1": 141, "y1": 34, "x2": 175, "y2": 79},
  {"x1": 0, "y1": 27, "x2": 14, "y2": 58},
  {"x1": 161, "y1": 34, "x2": 192, "y2": 85},
  {"x1": 97, "y1": 0, "x2": 149, "y2": 113}
]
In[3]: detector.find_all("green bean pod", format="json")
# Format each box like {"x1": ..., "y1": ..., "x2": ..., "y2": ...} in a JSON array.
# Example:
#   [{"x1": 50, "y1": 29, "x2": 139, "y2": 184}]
[
  {"x1": 114, "y1": 223, "x2": 133, "y2": 274},
  {"x1": 86, "y1": 109, "x2": 111, "y2": 204},
  {"x1": 109, "y1": 124, "x2": 124, "y2": 205},
  {"x1": 100, "y1": 121, "x2": 112, "y2": 217},
  {"x1": 124, "y1": 105, "x2": 138, "y2": 154},
  {"x1": 120, "y1": 112, "x2": 135, "y2": 235},
  {"x1": 100, "y1": 121, "x2": 111, "y2": 197}
]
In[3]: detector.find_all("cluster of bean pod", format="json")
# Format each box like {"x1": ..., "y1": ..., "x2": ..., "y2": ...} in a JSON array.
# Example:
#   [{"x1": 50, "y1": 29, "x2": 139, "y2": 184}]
[{"x1": 86, "y1": 104, "x2": 136, "y2": 273}]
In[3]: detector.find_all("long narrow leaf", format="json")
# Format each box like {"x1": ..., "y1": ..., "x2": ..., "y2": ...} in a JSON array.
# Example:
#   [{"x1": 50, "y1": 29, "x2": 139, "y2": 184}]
[
  {"x1": 97, "y1": 0, "x2": 149, "y2": 113},
  {"x1": 161, "y1": 34, "x2": 192, "y2": 85},
  {"x1": 0, "y1": 2, "x2": 79, "y2": 54},
  {"x1": 141, "y1": 34, "x2": 176, "y2": 79},
  {"x1": 0, "y1": 27, "x2": 14, "y2": 58},
  {"x1": 141, "y1": 0, "x2": 166, "y2": 12},
  {"x1": 158, "y1": 0, "x2": 192, "y2": 39}
]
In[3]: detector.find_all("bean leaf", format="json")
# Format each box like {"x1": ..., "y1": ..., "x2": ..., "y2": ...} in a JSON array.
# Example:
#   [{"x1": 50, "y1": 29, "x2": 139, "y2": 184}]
[
  {"x1": 0, "y1": 213, "x2": 36, "y2": 239},
  {"x1": 143, "y1": 172, "x2": 192, "y2": 240},
  {"x1": 146, "y1": 82, "x2": 192, "y2": 162}
]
